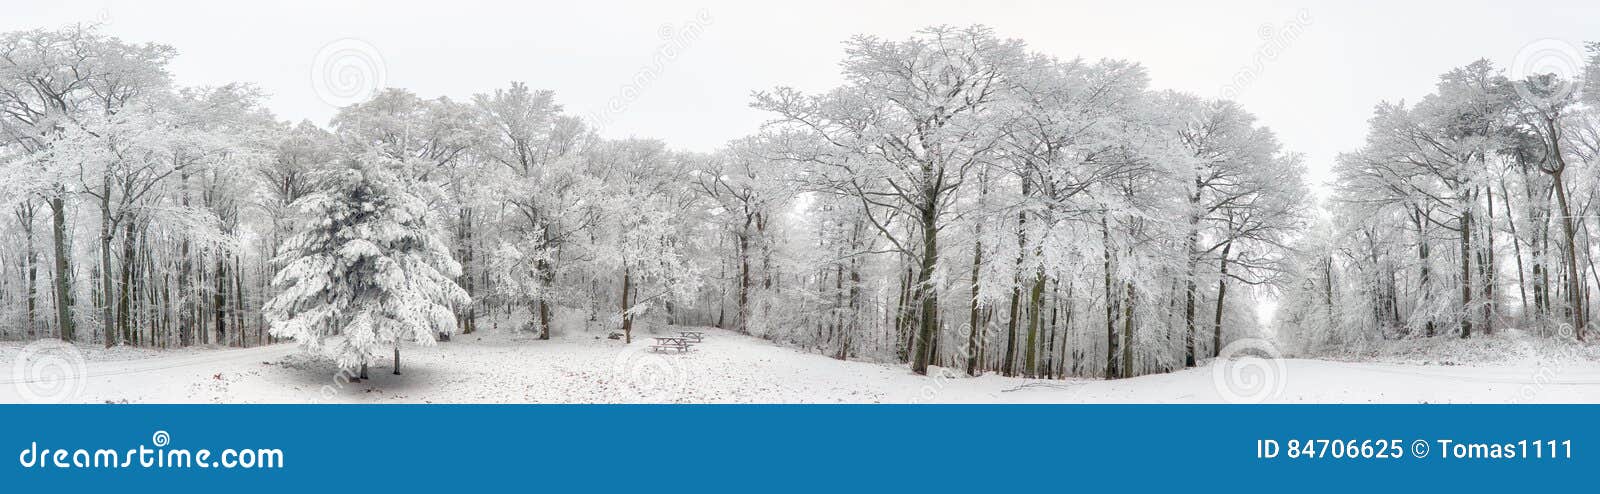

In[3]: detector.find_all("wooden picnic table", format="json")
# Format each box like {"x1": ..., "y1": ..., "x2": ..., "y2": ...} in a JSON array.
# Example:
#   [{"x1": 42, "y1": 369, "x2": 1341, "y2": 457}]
[
  {"x1": 676, "y1": 330, "x2": 705, "y2": 342},
  {"x1": 650, "y1": 336, "x2": 692, "y2": 353}
]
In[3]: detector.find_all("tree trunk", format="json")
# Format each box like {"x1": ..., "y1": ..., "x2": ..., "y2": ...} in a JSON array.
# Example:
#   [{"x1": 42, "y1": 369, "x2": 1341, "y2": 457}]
[
  {"x1": 737, "y1": 226, "x2": 751, "y2": 334},
  {"x1": 1459, "y1": 203, "x2": 1473, "y2": 338},
  {"x1": 1062, "y1": 282, "x2": 1075, "y2": 377},
  {"x1": 846, "y1": 253, "x2": 861, "y2": 361},
  {"x1": 16, "y1": 203, "x2": 38, "y2": 338},
  {"x1": 620, "y1": 269, "x2": 634, "y2": 344},
  {"x1": 895, "y1": 266, "x2": 912, "y2": 363},
  {"x1": 179, "y1": 172, "x2": 194, "y2": 347},
  {"x1": 233, "y1": 254, "x2": 247, "y2": 346},
  {"x1": 458, "y1": 208, "x2": 476, "y2": 337},
  {"x1": 49, "y1": 195, "x2": 75, "y2": 342},
  {"x1": 910, "y1": 203, "x2": 939, "y2": 376},
  {"x1": 1002, "y1": 186, "x2": 1027, "y2": 377},
  {"x1": 1003, "y1": 283, "x2": 1020, "y2": 376},
  {"x1": 99, "y1": 179, "x2": 117, "y2": 348},
  {"x1": 1183, "y1": 179, "x2": 1203, "y2": 368},
  {"x1": 1416, "y1": 208, "x2": 1435, "y2": 337},
  {"x1": 537, "y1": 291, "x2": 552, "y2": 340},
  {"x1": 536, "y1": 256, "x2": 554, "y2": 340},
  {"x1": 1502, "y1": 179, "x2": 1529, "y2": 315},
  {"x1": 832, "y1": 263, "x2": 846, "y2": 360},
  {"x1": 1023, "y1": 271, "x2": 1044, "y2": 377},
  {"x1": 214, "y1": 255, "x2": 229, "y2": 346},
  {"x1": 1122, "y1": 281, "x2": 1135, "y2": 379},
  {"x1": 1102, "y1": 216, "x2": 1118, "y2": 379},
  {"x1": 1183, "y1": 273, "x2": 1198, "y2": 367},
  {"x1": 1552, "y1": 172, "x2": 1585, "y2": 340},
  {"x1": 758, "y1": 212, "x2": 773, "y2": 291},
  {"x1": 965, "y1": 237, "x2": 982, "y2": 377},
  {"x1": 1540, "y1": 222, "x2": 1551, "y2": 317},
  {"x1": 118, "y1": 219, "x2": 136, "y2": 345},
  {"x1": 1482, "y1": 188, "x2": 1496, "y2": 335},
  {"x1": 1526, "y1": 172, "x2": 1550, "y2": 318},
  {"x1": 1212, "y1": 241, "x2": 1232, "y2": 358},
  {"x1": 1324, "y1": 255, "x2": 1334, "y2": 325}
]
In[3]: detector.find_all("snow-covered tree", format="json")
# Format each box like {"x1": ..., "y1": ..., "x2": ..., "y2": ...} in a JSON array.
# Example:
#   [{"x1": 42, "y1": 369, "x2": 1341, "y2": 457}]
[
  {"x1": 473, "y1": 82, "x2": 594, "y2": 339},
  {"x1": 693, "y1": 136, "x2": 796, "y2": 335},
  {"x1": 264, "y1": 148, "x2": 469, "y2": 378},
  {"x1": 585, "y1": 139, "x2": 703, "y2": 343},
  {"x1": 756, "y1": 25, "x2": 1026, "y2": 375}
]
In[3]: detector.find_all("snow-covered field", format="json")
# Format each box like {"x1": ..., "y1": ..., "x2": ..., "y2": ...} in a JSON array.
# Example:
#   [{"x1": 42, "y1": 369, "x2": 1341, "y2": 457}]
[{"x1": 1, "y1": 327, "x2": 1597, "y2": 404}]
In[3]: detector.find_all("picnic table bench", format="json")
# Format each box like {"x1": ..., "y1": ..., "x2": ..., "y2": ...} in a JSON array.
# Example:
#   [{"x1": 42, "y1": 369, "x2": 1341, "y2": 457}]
[
  {"x1": 650, "y1": 336, "x2": 693, "y2": 353},
  {"x1": 676, "y1": 330, "x2": 706, "y2": 342}
]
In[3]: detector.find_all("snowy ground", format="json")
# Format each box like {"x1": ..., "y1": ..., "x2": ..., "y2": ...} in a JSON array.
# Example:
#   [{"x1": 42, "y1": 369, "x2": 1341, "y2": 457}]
[{"x1": 1, "y1": 327, "x2": 1597, "y2": 404}]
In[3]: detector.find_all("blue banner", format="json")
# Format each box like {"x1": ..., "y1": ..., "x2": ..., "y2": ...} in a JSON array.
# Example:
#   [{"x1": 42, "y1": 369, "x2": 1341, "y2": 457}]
[{"x1": 1, "y1": 405, "x2": 1592, "y2": 491}]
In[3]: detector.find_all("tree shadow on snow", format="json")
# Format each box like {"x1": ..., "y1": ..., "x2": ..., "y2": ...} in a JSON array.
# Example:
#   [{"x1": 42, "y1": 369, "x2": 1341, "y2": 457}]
[{"x1": 274, "y1": 351, "x2": 440, "y2": 402}]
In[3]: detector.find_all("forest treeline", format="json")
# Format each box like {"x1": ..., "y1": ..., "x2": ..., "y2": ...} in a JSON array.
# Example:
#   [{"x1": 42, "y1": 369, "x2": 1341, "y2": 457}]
[
  {"x1": 4, "y1": 24, "x2": 1582, "y2": 379},
  {"x1": 1277, "y1": 46, "x2": 1600, "y2": 354}
]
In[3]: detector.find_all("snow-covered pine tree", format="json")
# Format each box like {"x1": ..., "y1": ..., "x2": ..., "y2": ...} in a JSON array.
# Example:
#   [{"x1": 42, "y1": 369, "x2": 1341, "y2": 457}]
[{"x1": 264, "y1": 148, "x2": 469, "y2": 379}]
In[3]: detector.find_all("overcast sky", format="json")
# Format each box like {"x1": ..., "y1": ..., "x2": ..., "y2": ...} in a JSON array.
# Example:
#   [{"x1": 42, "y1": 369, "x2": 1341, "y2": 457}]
[{"x1": 4, "y1": 0, "x2": 1595, "y2": 194}]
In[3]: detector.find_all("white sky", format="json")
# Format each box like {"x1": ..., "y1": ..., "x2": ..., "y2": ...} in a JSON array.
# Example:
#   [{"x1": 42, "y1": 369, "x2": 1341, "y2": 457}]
[{"x1": 4, "y1": 0, "x2": 1596, "y2": 196}]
